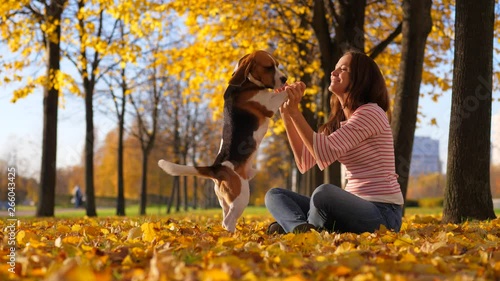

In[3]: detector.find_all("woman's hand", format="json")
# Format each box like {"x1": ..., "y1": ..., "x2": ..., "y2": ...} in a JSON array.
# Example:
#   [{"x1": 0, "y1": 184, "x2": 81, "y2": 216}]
[{"x1": 280, "y1": 81, "x2": 306, "y2": 118}]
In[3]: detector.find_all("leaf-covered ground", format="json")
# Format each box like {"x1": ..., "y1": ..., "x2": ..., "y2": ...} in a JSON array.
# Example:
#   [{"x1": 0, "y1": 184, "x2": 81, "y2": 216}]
[{"x1": 1, "y1": 213, "x2": 500, "y2": 281}]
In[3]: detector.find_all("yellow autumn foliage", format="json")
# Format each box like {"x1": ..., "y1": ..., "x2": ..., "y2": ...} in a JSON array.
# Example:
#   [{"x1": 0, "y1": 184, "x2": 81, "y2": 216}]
[
  {"x1": 2, "y1": 0, "x2": 499, "y2": 126},
  {"x1": 1, "y1": 214, "x2": 500, "y2": 280}
]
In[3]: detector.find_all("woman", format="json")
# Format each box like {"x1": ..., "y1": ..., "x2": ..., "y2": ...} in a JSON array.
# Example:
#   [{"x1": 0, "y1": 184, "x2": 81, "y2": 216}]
[{"x1": 265, "y1": 50, "x2": 404, "y2": 234}]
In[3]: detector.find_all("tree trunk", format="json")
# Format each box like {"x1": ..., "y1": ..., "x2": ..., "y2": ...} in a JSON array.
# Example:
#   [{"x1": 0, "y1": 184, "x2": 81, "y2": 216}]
[
  {"x1": 138, "y1": 108, "x2": 158, "y2": 216},
  {"x1": 37, "y1": 0, "x2": 66, "y2": 217},
  {"x1": 77, "y1": 0, "x2": 98, "y2": 217},
  {"x1": 167, "y1": 177, "x2": 178, "y2": 214},
  {"x1": 391, "y1": 0, "x2": 432, "y2": 204},
  {"x1": 133, "y1": 69, "x2": 159, "y2": 215},
  {"x1": 115, "y1": 65, "x2": 127, "y2": 216},
  {"x1": 167, "y1": 92, "x2": 181, "y2": 212},
  {"x1": 311, "y1": 0, "x2": 338, "y2": 191},
  {"x1": 333, "y1": 0, "x2": 366, "y2": 51},
  {"x1": 116, "y1": 91, "x2": 126, "y2": 216},
  {"x1": 139, "y1": 150, "x2": 149, "y2": 215},
  {"x1": 310, "y1": 0, "x2": 367, "y2": 189},
  {"x1": 183, "y1": 175, "x2": 188, "y2": 211},
  {"x1": 176, "y1": 177, "x2": 181, "y2": 212},
  {"x1": 191, "y1": 142, "x2": 198, "y2": 210},
  {"x1": 84, "y1": 85, "x2": 97, "y2": 217},
  {"x1": 443, "y1": 0, "x2": 496, "y2": 223},
  {"x1": 193, "y1": 178, "x2": 198, "y2": 210}
]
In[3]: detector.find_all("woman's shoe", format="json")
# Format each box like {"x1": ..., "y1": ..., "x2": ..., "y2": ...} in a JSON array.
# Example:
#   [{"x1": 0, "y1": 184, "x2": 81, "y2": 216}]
[
  {"x1": 267, "y1": 222, "x2": 286, "y2": 234},
  {"x1": 292, "y1": 223, "x2": 316, "y2": 233}
]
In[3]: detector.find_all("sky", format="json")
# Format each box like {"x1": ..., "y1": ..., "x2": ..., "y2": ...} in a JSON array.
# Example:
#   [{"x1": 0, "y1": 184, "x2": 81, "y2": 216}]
[
  {"x1": 0, "y1": 91, "x2": 119, "y2": 180},
  {"x1": 2, "y1": 82, "x2": 500, "y2": 181}
]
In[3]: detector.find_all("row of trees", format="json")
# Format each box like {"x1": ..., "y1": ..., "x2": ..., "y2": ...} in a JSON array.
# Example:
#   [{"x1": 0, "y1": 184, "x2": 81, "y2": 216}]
[
  {"x1": 2, "y1": 0, "x2": 499, "y2": 223},
  {"x1": 3, "y1": 140, "x2": 500, "y2": 209},
  {"x1": 0, "y1": 153, "x2": 500, "y2": 211}
]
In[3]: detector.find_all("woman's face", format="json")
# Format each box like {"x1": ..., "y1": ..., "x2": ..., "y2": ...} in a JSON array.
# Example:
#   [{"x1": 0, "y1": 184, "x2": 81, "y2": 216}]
[{"x1": 328, "y1": 54, "x2": 352, "y2": 97}]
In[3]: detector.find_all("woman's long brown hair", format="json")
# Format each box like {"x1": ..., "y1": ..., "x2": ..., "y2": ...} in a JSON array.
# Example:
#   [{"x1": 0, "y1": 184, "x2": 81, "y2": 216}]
[{"x1": 319, "y1": 50, "x2": 390, "y2": 135}]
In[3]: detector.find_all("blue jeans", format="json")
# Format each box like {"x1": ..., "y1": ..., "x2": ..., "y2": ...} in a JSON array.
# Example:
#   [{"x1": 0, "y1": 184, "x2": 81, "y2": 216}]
[{"x1": 265, "y1": 184, "x2": 402, "y2": 233}]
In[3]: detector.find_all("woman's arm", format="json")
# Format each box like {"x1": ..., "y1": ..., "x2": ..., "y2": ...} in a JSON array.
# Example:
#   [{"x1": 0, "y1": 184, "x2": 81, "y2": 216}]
[
  {"x1": 283, "y1": 82, "x2": 316, "y2": 157},
  {"x1": 283, "y1": 83, "x2": 385, "y2": 171},
  {"x1": 281, "y1": 112, "x2": 302, "y2": 161},
  {"x1": 278, "y1": 82, "x2": 318, "y2": 173},
  {"x1": 281, "y1": 110, "x2": 314, "y2": 173}
]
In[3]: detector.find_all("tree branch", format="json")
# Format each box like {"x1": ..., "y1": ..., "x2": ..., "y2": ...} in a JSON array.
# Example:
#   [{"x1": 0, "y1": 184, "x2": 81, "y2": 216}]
[
  {"x1": 90, "y1": 8, "x2": 104, "y2": 85},
  {"x1": 327, "y1": 0, "x2": 340, "y2": 29},
  {"x1": 368, "y1": 22, "x2": 402, "y2": 59}
]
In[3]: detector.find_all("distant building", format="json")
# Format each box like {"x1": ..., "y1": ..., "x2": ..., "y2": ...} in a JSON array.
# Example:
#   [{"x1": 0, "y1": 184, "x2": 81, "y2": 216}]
[{"x1": 410, "y1": 136, "x2": 441, "y2": 176}]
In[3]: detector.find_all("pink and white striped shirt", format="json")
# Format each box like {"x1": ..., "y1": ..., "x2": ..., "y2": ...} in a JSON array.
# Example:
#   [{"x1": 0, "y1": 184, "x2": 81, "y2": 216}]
[{"x1": 297, "y1": 103, "x2": 404, "y2": 205}]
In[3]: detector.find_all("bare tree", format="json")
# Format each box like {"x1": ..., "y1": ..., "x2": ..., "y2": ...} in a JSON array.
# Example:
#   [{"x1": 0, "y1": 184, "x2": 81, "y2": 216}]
[
  {"x1": 166, "y1": 82, "x2": 183, "y2": 214},
  {"x1": 102, "y1": 20, "x2": 136, "y2": 216},
  {"x1": 115, "y1": 66, "x2": 127, "y2": 216},
  {"x1": 104, "y1": 65, "x2": 128, "y2": 216},
  {"x1": 129, "y1": 63, "x2": 163, "y2": 215},
  {"x1": 63, "y1": 0, "x2": 122, "y2": 216}
]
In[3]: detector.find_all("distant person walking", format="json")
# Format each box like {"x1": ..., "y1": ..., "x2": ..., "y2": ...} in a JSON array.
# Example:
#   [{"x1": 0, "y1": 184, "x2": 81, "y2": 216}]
[{"x1": 72, "y1": 185, "x2": 83, "y2": 208}]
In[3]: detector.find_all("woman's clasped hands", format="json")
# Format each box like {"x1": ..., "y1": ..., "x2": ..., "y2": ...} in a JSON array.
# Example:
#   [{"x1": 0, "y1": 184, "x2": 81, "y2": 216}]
[{"x1": 280, "y1": 81, "x2": 306, "y2": 117}]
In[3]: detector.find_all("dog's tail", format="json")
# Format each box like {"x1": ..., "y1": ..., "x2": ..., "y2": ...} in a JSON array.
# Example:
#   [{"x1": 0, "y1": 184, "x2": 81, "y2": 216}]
[
  {"x1": 158, "y1": 160, "x2": 203, "y2": 177},
  {"x1": 158, "y1": 159, "x2": 235, "y2": 182}
]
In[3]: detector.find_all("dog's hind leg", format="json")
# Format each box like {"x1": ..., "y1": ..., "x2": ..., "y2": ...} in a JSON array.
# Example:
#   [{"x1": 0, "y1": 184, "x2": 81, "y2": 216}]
[
  {"x1": 214, "y1": 183, "x2": 230, "y2": 223},
  {"x1": 222, "y1": 181, "x2": 250, "y2": 232}
]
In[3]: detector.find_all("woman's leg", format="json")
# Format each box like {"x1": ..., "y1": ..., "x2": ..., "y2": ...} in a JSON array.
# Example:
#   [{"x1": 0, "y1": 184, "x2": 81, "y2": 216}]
[
  {"x1": 308, "y1": 184, "x2": 401, "y2": 233},
  {"x1": 265, "y1": 187, "x2": 310, "y2": 233}
]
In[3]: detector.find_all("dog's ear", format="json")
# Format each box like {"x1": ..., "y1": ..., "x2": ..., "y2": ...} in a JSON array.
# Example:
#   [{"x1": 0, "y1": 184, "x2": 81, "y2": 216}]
[{"x1": 229, "y1": 54, "x2": 254, "y2": 86}]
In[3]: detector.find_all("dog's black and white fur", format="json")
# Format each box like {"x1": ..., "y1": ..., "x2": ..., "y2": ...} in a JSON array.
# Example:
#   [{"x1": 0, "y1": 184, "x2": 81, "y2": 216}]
[{"x1": 158, "y1": 50, "x2": 288, "y2": 232}]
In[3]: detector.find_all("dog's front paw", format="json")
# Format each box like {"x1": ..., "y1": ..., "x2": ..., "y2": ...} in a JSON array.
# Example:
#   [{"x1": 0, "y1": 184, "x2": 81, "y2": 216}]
[{"x1": 247, "y1": 168, "x2": 258, "y2": 180}]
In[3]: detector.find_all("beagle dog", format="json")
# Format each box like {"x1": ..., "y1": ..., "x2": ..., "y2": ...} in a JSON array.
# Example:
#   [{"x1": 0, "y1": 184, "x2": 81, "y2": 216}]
[{"x1": 158, "y1": 50, "x2": 288, "y2": 232}]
